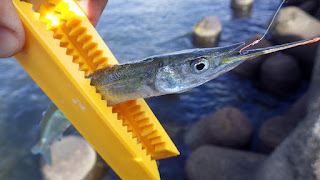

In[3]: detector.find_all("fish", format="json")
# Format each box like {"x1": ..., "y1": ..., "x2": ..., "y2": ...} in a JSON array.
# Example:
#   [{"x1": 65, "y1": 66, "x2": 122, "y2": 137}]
[
  {"x1": 31, "y1": 104, "x2": 71, "y2": 165},
  {"x1": 87, "y1": 37, "x2": 320, "y2": 106}
]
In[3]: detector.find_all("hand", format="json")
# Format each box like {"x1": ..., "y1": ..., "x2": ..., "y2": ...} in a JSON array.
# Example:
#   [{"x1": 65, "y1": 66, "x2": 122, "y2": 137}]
[{"x1": 0, "y1": 0, "x2": 108, "y2": 58}]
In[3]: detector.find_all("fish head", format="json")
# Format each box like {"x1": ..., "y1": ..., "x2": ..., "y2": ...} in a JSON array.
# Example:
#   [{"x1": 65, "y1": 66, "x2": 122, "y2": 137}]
[
  {"x1": 155, "y1": 42, "x2": 246, "y2": 93},
  {"x1": 155, "y1": 37, "x2": 320, "y2": 94}
]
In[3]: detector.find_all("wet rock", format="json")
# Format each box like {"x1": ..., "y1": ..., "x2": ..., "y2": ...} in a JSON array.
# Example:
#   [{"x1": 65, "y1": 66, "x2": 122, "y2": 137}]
[
  {"x1": 315, "y1": 9, "x2": 320, "y2": 20},
  {"x1": 299, "y1": 0, "x2": 318, "y2": 15},
  {"x1": 286, "y1": 91, "x2": 309, "y2": 119},
  {"x1": 260, "y1": 54, "x2": 302, "y2": 96},
  {"x1": 258, "y1": 92, "x2": 309, "y2": 153},
  {"x1": 258, "y1": 115, "x2": 297, "y2": 153},
  {"x1": 185, "y1": 145, "x2": 267, "y2": 180},
  {"x1": 193, "y1": 16, "x2": 222, "y2": 48},
  {"x1": 184, "y1": 107, "x2": 253, "y2": 150},
  {"x1": 232, "y1": 34, "x2": 272, "y2": 79},
  {"x1": 41, "y1": 136, "x2": 103, "y2": 180},
  {"x1": 269, "y1": 6, "x2": 320, "y2": 77},
  {"x1": 231, "y1": 0, "x2": 254, "y2": 17},
  {"x1": 255, "y1": 45, "x2": 320, "y2": 179},
  {"x1": 282, "y1": 0, "x2": 306, "y2": 6}
]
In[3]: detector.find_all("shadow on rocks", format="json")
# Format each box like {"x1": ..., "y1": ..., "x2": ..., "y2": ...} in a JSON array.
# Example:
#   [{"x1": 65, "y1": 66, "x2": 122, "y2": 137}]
[
  {"x1": 299, "y1": 0, "x2": 319, "y2": 15},
  {"x1": 184, "y1": 107, "x2": 253, "y2": 150},
  {"x1": 259, "y1": 54, "x2": 302, "y2": 97},
  {"x1": 185, "y1": 145, "x2": 267, "y2": 180},
  {"x1": 258, "y1": 92, "x2": 309, "y2": 153}
]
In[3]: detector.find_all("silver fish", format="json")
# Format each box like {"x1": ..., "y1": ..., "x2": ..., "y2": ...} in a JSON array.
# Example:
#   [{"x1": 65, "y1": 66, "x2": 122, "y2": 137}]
[
  {"x1": 88, "y1": 38, "x2": 320, "y2": 106},
  {"x1": 31, "y1": 104, "x2": 71, "y2": 165}
]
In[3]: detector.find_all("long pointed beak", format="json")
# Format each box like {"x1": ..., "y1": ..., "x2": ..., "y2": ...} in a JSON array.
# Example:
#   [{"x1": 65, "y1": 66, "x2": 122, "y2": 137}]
[{"x1": 220, "y1": 37, "x2": 320, "y2": 70}]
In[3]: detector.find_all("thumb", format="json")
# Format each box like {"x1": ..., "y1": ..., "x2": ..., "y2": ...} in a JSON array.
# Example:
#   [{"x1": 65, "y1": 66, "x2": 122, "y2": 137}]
[
  {"x1": 76, "y1": 0, "x2": 108, "y2": 27},
  {"x1": 0, "y1": 0, "x2": 25, "y2": 58}
]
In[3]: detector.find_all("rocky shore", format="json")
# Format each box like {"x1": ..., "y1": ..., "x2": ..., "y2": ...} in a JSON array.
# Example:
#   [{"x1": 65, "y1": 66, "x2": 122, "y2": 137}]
[{"x1": 186, "y1": 1, "x2": 320, "y2": 179}]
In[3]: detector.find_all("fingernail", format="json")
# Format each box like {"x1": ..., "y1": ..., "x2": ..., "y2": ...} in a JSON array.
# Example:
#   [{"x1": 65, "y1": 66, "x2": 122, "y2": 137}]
[{"x1": 0, "y1": 27, "x2": 19, "y2": 58}]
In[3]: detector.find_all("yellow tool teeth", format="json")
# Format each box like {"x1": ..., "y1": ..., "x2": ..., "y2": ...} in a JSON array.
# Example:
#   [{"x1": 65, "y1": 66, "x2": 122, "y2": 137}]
[{"x1": 13, "y1": 0, "x2": 179, "y2": 179}]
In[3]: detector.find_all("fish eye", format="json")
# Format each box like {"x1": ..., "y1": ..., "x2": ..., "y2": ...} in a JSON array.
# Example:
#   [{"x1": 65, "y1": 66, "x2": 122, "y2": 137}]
[{"x1": 191, "y1": 58, "x2": 209, "y2": 74}]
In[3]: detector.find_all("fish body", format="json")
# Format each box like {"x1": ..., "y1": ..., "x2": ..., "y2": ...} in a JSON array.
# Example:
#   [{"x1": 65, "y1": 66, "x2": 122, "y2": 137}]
[
  {"x1": 89, "y1": 43, "x2": 243, "y2": 105},
  {"x1": 88, "y1": 38, "x2": 320, "y2": 106},
  {"x1": 31, "y1": 104, "x2": 71, "y2": 165}
]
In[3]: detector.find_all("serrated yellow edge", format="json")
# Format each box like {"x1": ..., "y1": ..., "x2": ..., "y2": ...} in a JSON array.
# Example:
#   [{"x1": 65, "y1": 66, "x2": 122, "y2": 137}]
[
  {"x1": 34, "y1": 0, "x2": 180, "y2": 160},
  {"x1": 13, "y1": 0, "x2": 161, "y2": 179}
]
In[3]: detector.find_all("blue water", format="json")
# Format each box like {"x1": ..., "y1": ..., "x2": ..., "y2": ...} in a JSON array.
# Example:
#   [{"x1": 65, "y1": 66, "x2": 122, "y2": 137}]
[{"x1": 0, "y1": 0, "x2": 300, "y2": 179}]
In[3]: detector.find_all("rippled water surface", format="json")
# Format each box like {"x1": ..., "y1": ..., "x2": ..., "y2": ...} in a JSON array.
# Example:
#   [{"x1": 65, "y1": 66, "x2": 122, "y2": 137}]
[{"x1": 0, "y1": 0, "x2": 299, "y2": 179}]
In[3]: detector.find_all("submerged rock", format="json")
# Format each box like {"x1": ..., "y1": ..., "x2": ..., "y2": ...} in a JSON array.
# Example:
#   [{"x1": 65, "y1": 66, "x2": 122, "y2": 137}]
[
  {"x1": 232, "y1": 34, "x2": 272, "y2": 79},
  {"x1": 269, "y1": 6, "x2": 320, "y2": 77},
  {"x1": 258, "y1": 92, "x2": 309, "y2": 153},
  {"x1": 185, "y1": 145, "x2": 267, "y2": 180},
  {"x1": 193, "y1": 16, "x2": 222, "y2": 48},
  {"x1": 41, "y1": 136, "x2": 103, "y2": 180},
  {"x1": 184, "y1": 107, "x2": 253, "y2": 150},
  {"x1": 260, "y1": 54, "x2": 302, "y2": 96}
]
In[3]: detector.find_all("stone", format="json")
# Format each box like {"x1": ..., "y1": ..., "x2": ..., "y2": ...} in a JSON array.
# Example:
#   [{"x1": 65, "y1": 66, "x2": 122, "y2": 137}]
[
  {"x1": 259, "y1": 54, "x2": 302, "y2": 96},
  {"x1": 315, "y1": 9, "x2": 320, "y2": 20},
  {"x1": 282, "y1": 0, "x2": 306, "y2": 6},
  {"x1": 254, "y1": 45, "x2": 320, "y2": 180},
  {"x1": 193, "y1": 16, "x2": 222, "y2": 48},
  {"x1": 286, "y1": 91, "x2": 309, "y2": 119},
  {"x1": 299, "y1": 0, "x2": 318, "y2": 15},
  {"x1": 184, "y1": 107, "x2": 253, "y2": 150},
  {"x1": 269, "y1": 6, "x2": 320, "y2": 77},
  {"x1": 258, "y1": 92, "x2": 309, "y2": 153},
  {"x1": 231, "y1": 0, "x2": 254, "y2": 17},
  {"x1": 185, "y1": 145, "x2": 267, "y2": 180},
  {"x1": 232, "y1": 34, "x2": 272, "y2": 79},
  {"x1": 41, "y1": 136, "x2": 103, "y2": 180},
  {"x1": 258, "y1": 115, "x2": 296, "y2": 153}
]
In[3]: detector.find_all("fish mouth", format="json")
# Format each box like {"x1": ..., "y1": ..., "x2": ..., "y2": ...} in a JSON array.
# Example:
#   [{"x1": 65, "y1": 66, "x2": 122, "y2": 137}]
[{"x1": 219, "y1": 37, "x2": 320, "y2": 71}]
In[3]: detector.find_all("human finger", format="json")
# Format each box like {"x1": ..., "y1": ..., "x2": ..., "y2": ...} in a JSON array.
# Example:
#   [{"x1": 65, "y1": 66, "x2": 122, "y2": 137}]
[{"x1": 0, "y1": 0, "x2": 25, "y2": 58}]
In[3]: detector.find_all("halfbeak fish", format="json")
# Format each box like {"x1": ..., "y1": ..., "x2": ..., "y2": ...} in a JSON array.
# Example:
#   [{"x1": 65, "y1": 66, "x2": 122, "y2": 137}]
[
  {"x1": 88, "y1": 37, "x2": 320, "y2": 106},
  {"x1": 31, "y1": 104, "x2": 71, "y2": 165}
]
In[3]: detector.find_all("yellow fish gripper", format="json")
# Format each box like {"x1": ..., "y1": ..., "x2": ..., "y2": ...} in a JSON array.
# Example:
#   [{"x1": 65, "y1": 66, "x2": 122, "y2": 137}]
[{"x1": 12, "y1": 0, "x2": 180, "y2": 179}]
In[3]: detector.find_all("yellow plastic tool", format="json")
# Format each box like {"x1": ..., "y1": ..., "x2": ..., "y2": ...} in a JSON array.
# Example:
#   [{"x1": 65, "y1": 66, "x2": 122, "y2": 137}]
[{"x1": 12, "y1": 0, "x2": 179, "y2": 179}]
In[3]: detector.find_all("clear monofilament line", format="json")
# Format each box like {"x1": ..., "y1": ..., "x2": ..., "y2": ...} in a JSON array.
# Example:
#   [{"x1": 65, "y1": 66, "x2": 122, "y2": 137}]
[{"x1": 239, "y1": 0, "x2": 286, "y2": 54}]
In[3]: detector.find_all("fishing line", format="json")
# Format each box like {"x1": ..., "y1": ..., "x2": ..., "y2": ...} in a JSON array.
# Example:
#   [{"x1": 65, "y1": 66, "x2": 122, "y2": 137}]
[{"x1": 239, "y1": 0, "x2": 286, "y2": 54}]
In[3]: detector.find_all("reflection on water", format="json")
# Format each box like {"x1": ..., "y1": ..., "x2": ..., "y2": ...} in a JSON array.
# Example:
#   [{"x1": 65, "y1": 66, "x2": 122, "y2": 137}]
[{"x1": 0, "y1": 0, "x2": 296, "y2": 179}]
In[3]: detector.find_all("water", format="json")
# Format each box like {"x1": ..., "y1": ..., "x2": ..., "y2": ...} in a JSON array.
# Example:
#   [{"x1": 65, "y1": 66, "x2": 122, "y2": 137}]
[{"x1": 0, "y1": 0, "x2": 300, "y2": 179}]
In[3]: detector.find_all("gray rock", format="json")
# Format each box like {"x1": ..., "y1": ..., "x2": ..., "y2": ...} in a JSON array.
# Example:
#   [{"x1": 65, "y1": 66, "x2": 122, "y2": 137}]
[
  {"x1": 184, "y1": 107, "x2": 253, "y2": 150},
  {"x1": 315, "y1": 9, "x2": 320, "y2": 20},
  {"x1": 258, "y1": 115, "x2": 297, "y2": 153},
  {"x1": 41, "y1": 136, "x2": 103, "y2": 180},
  {"x1": 231, "y1": 0, "x2": 254, "y2": 17},
  {"x1": 258, "y1": 92, "x2": 309, "y2": 154},
  {"x1": 193, "y1": 16, "x2": 222, "y2": 48},
  {"x1": 232, "y1": 34, "x2": 272, "y2": 79},
  {"x1": 299, "y1": 0, "x2": 318, "y2": 15},
  {"x1": 185, "y1": 146, "x2": 267, "y2": 180},
  {"x1": 254, "y1": 44, "x2": 320, "y2": 180},
  {"x1": 286, "y1": 91, "x2": 309, "y2": 119},
  {"x1": 282, "y1": 0, "x2": 306, "y2": 6},
  {"x1": 260, "y1": 54, "x2": 302, "y2": 96},
  {"x1": 269, "y1": 6, "x2": 320, "y2": 77}
]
